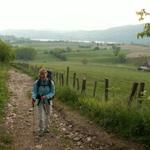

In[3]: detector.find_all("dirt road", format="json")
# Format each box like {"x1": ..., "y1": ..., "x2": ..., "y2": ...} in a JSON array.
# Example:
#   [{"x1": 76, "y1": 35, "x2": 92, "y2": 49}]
[{"x1": 5, "y1": 69, "x2": 146, "y2": 150}]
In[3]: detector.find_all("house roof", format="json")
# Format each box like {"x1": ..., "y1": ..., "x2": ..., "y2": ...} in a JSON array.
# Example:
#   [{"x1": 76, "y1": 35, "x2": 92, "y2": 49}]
[{"x1": 143, "y1": 61, "x2": 150, "y2": 67}]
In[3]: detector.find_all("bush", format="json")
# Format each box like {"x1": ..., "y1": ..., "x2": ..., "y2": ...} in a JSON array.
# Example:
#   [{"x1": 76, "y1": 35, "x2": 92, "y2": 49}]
[
  {"x1": 0, "y1": 39, "x2": 15, "y2": 62},
  {"x1": 81, "y1": 58, "x2": 88, "y2": 65},
  {"x1": 50, "y1": 48, "x2": 67, "y2": 61},
  {"x1": 93, "y1": 46, "x2": 100, "y2": 50},
  {"x1": 112, "y1": 45, "x2": 121, "y2": 56},
  {"x1": 118, "y1": 53, "x2": 127, "y2": 63},
  {"x1": 15, "y1": 47, "x2": 37, "y2": 60},
  {"x1": 56, "y1": 86, "x2": 79, "y2": 106}
]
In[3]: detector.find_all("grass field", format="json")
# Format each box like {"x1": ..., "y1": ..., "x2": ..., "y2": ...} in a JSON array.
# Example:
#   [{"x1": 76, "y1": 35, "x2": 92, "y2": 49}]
[{"x1": 14, "y1": 41, "x2": 150, "y2": 99}]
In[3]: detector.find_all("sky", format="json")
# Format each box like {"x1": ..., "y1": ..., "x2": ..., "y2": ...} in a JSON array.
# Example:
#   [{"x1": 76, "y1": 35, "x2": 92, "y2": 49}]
[{"x1": 0, "y1": 0, "x2": 149, "y2": 31}]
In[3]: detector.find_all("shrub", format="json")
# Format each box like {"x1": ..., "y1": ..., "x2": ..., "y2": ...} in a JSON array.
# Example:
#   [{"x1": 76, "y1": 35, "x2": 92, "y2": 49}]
[
  {"x1": 81, "y1": 58, "x2": 88, "y2": 65},
  {"x1": 118, "y1": 53, "x2": 127, "y2": 63},
  {"x1": 0, "y1": 39, "x2": 15, "y2": 62},
  {"x1": 15, "y1": 47, "x2": 37, "y2": 60},
  {"x1": 56, "y1": 86, "x2": 79, "y2": 106}
]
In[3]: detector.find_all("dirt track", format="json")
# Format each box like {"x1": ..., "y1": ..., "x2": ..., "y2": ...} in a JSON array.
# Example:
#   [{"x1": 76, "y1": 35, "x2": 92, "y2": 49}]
[{"x1": 5, "y1": 69, "x2": 146, "y2": 150}]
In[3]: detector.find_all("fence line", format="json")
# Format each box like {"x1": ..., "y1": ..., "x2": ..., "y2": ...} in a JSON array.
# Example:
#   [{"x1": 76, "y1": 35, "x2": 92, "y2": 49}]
[{"x1": 11, "y1": 62, "x2": 146, "y2": 108}]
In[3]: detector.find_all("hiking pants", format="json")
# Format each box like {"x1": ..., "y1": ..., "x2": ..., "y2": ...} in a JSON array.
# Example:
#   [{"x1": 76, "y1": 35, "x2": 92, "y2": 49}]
[{"x1": 37, "y1": 101, "x2": 53, "y2": 131}]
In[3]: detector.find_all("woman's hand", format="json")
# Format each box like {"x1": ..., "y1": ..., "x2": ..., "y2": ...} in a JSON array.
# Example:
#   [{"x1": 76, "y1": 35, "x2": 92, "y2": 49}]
[{"x1": 41, "y1": 96, "x2": 46, "y2": 100}]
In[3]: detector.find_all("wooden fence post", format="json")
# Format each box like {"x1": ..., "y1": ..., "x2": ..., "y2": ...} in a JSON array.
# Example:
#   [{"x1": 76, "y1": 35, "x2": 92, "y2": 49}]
[
  {"x1": 81, "y1": 77, "x2": 86, "y2": 94},
  {"x1": 56, "y1": 72, "x2": 58, "y2": 83},
  {"x1": 61, "y1": 73, "x2": 64, "y2": 86},
  {"x1": 76, "y1": 78, "x2": 80, "y2": 91},
  {"x1": 138, "y1": 82, "x2": 145, "y2": 105},
  {"x1": 93, "y1": 81, "x2": 97, "y2": 97},
  {"x1": 105, "y1": 78, "x2": 109, "y2": 101},
  {"x1": 59, "y1": 73, "x2": 62, "y2": 85},
  {"x1": 73, "y1": 72, "x2": 76, "y2": 88},
  {"x1": 128, "y1": 82, "x2": 139, "y2": 108},
  {"x1": 66, "y1": 66, "x2": 69, "y2": 86}
]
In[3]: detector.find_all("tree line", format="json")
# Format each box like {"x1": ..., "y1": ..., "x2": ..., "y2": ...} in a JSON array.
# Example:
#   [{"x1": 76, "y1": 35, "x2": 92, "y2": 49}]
[{"x1": 0, "y1": 39, "x2": 37, "y2": 62}]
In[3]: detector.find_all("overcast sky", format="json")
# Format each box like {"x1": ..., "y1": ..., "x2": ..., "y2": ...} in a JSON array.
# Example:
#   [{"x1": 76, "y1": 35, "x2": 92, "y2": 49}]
[{"x1": 0, "y1": 0, "x2": 149, "y2": 31}]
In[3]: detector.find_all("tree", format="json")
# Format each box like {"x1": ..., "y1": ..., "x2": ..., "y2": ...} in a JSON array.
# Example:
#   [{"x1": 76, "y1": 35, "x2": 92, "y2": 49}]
[
  {"x1": 112, "y1": 45, "x2": 121, "y2": 56},
  {"x1": 15, "y1": 47, "x2": 36, "y2": 60},
  {"x1": 0, "y1": 39, "x2": 15, "y2": 62},
  {"x1": 117, "y1": 53, "x2": 126, "y2": 63},
  {"x1": 81, "y1": 58, "x2": 88, "y2": 65},
  {"x1": 136, "y1": 9, "x2": 150, "y2": 38}
]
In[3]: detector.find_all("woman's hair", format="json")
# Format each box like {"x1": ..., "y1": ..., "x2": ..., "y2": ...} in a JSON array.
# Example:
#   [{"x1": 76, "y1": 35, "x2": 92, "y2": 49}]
[{"x1": 39, "y1": 67, "x2": 47, "y2": 78}]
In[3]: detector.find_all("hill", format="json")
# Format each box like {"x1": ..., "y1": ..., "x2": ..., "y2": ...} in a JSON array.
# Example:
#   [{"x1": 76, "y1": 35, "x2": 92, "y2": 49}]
[{"x1": 0, "y1": 24, "x2": 149, "y2": 44}]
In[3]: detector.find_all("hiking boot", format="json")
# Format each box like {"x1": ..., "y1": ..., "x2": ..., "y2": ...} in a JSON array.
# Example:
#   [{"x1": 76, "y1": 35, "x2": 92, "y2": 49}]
[
  {"x1": 38, "y1": 129, "x2": 44, "y2": 137},
  {"x1": 43, "y1": 128, "x2": 49, "y2": 133}
]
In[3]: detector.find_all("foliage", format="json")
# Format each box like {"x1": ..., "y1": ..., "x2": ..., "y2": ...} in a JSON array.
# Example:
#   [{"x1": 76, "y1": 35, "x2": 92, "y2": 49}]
[
  {"x1": 0, "y1": 39, "x2": 15, "y2": 62},
  {"x1": 78, "y1": 45, "x2": 91, "y2": 48},
  {"x1": 112, "y1": 45, "x2": 121, "y2": 56},
  {"x1": 137, "y1": 23, "x2": 150, "y2": 38},
  {"x1": 117, "y1": 53, "x2": 127, "y2": 63},
  {"x1": 136, "y1": 9, "x2": 150, "y2": 38},
  {"x1": 81, "y1": 58, "x2": 88, "y2": 65},
  {"x1": 93, "y1": 46, "x2": 100, "y2": 50},
  {"x1": 56, "y1": 86, "x2": 79, "y2": 106},
  {"x1": 15, "y1": 46, "x2": 37, "y2": 60},
  {"x1": 66, "y1": 47, "x2": 72, "y2": 52},
  {"x1": 50, "y1": 48, "x2": 67, "y2": 61}
]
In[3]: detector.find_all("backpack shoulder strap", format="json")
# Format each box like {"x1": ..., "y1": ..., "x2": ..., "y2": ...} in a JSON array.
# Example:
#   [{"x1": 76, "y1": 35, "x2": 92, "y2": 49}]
[
  {"x1": 36, "y1": 79, "x2": 41, "y2": 92},
  {"x1": 48, "y1": 79, "x2": 52, "y2": 88}
]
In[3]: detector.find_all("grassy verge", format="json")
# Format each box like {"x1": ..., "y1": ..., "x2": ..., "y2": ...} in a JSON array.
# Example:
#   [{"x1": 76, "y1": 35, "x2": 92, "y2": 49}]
[
  {"x1": 0, "y1": 65, "x2": 9, "y2": 121},
  {"x1": 56, "y1": 86, "x2": 150, "y2": 147},
  {"x1": 0, "y1": 64, "x2": 13, "y2": 149}
]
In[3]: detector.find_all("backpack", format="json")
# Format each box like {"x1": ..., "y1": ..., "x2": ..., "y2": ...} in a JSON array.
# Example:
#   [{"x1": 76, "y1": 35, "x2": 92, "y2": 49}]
[
  {"x1": 47, "y1": 70, "x2": 52, "y2": 80},
  {"x1": 36, "y1": 70, "x2": 55, "y2": 102}
]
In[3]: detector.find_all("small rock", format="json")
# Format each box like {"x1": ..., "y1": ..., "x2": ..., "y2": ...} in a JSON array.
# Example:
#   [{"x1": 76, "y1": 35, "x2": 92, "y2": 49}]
[
  {"x1": 77, "y1": 141, "x2": 81, "y2": 146},
  {"x1": 29, "y1": 108, "x2": 33, "y2": 112},
  {"x1": 68, "y1": 124, "x2": 73, "y2": 128},
  {"x1": 73, "y1": 137, "x2": 81, "y2": 141},
  {"x1": 35, "y1": 144, "x2": 42, "y2": 149},
  {"x1": 67, "y1": 133, "x2": 74, "y2": 139},
  {"x1": 53, "y1": 114, "x2": 58, "y2": 118},
  {"x1": 87, "y1": 137, "x2": 92, "y2": 142},
  {"x1": 26, "y1": 123, "x2": 31, "y2": 126},
  {"x1": 62, "y1": 128, "x2": 66, "y2": 132},
  {"x1": 99, "y1": 146, "x2": 104, "y2": 150},
  {"x1": 8, "y1": 103, "x2": 12, "y2": 107}
]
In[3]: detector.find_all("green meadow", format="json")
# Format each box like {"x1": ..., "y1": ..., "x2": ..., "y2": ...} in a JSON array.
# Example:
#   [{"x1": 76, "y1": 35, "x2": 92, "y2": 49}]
[{"x1": 14, "y1": 41, "x2": 150, "y2": 99}]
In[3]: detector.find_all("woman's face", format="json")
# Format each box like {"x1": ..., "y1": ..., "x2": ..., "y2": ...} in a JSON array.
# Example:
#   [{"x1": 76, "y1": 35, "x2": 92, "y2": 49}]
[{"x1": 40, "y1": 72, "x2": 47, "y2": 80}]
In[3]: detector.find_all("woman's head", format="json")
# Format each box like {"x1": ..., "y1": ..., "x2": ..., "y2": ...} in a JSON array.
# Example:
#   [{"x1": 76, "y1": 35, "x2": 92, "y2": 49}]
[{"x1": 39, "y1": 67, "x2": 47, "y2": 80}]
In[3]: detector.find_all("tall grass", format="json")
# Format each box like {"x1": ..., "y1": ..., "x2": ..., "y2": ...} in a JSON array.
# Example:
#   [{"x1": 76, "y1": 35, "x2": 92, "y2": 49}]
[
  {"x1": 0, "y1": 65, "x2": 9, "y2": 121},
  {"x1": 0, "y1": 64, "x2": 13, "y2": 149},
  {"x1": 56, "y1": 86, "x2": 150, "y2": 147}
]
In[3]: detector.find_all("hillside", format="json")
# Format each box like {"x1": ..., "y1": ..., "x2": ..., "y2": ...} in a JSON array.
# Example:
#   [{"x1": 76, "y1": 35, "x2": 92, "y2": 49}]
[{"x1": 0, "y1": 24, "x2": 150, "y2": 45}]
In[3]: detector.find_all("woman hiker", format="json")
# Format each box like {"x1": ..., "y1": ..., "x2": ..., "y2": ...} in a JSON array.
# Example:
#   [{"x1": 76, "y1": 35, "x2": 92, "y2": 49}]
[{"x1": 32, "y1": 67, "x2": 55, "y2": 136}]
